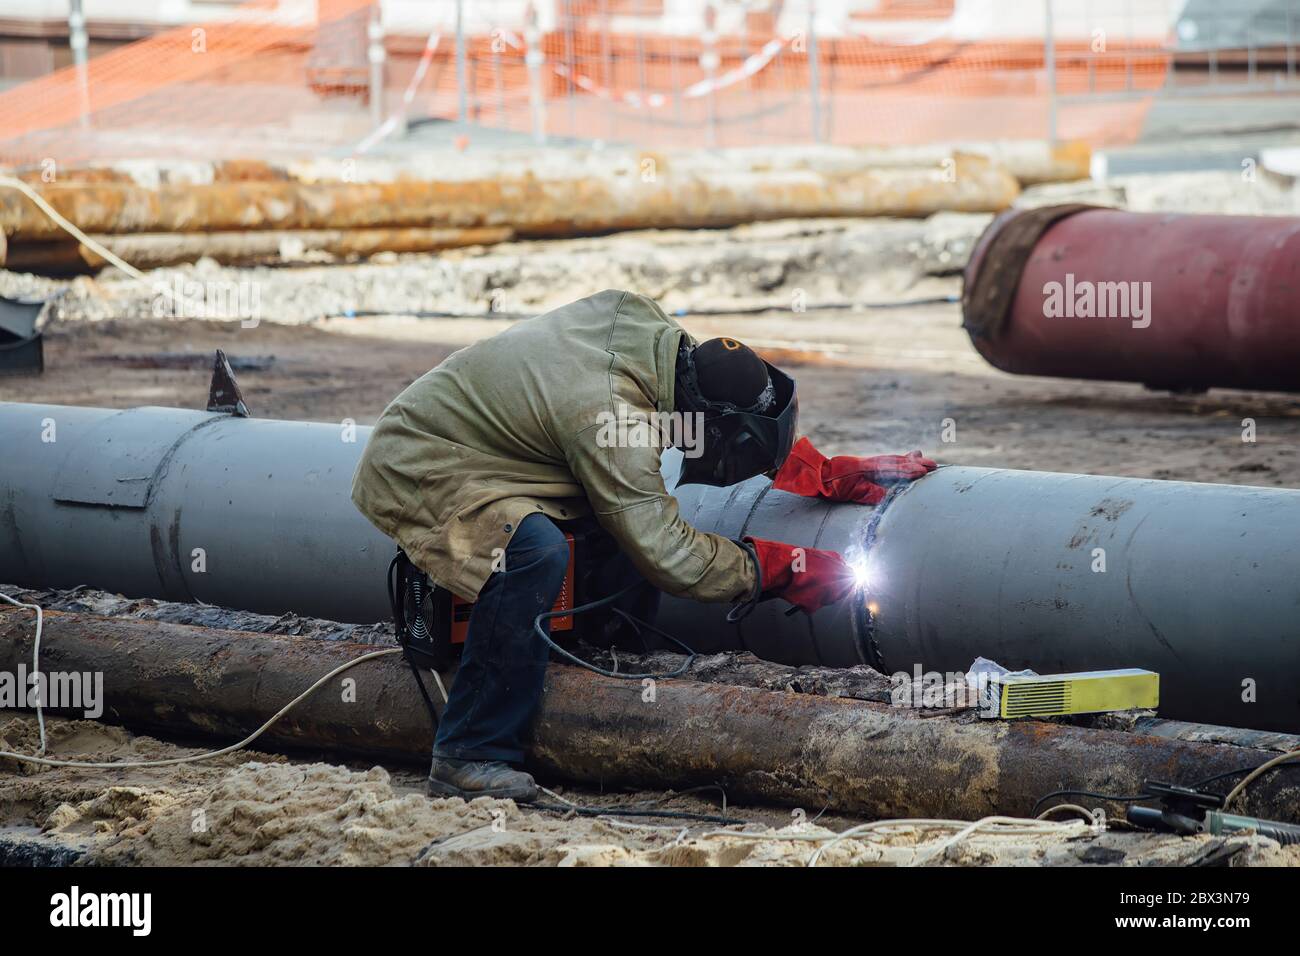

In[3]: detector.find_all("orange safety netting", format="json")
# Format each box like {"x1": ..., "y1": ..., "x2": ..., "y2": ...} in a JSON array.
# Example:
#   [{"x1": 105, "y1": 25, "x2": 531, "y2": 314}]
[{"x1": 0, "y1": 0, "x2": 1171, "y2": 169}]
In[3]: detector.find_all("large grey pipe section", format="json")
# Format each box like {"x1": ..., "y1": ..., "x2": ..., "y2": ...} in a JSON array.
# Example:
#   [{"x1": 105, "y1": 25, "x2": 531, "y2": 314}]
[
  {"x1": 0, "y1": 403, "x2": 394, "y2": 624},
  {"x1": 664, "y1": 464, "x2": 1300, "y2": 732},
  {"x1": 2, "y1": 402, "x2": 1298, "y2": 731}
]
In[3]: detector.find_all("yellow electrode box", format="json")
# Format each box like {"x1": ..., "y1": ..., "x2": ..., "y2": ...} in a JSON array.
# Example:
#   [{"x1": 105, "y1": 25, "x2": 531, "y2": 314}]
[{"x1": 994, "y1": 668, "x2": 1159, "y2": 718}]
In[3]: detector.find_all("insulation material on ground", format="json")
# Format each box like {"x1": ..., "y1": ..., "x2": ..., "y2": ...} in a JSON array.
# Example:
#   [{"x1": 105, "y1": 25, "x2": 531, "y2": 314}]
[{"x1": 3, "y1": 717, "x2": 1296, "y2": 868}]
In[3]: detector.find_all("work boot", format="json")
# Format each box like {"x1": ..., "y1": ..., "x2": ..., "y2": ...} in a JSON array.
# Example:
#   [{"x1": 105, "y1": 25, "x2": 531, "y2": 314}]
[{"x1": 427, "y1": 756, "x2": 539, "y2": 802}]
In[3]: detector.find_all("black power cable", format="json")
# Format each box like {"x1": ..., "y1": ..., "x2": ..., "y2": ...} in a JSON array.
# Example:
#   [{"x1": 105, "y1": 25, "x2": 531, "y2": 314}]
[
  {"x1": 1033, "y1": 761, "x2": 1300, "y2": 818},
  {"x1": 531, "y1": 582, "x2": 699, "y2": 680},
  {"x1": 394, "y1": 551, "x2": 708, "y2": 728},
  {"x1": 531, "y1": 804, "x2": 745, "y2": 826}
]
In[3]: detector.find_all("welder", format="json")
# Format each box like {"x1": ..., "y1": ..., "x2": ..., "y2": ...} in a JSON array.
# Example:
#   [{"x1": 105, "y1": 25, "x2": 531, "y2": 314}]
[{"x1": 352, "y1": 290, "x2": 936, "y2": 802}]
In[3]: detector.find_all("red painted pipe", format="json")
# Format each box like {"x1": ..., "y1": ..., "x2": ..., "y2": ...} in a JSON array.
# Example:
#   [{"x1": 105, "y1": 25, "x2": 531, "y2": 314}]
[{"x1": 963, "y1": 207, "x2": 1300, "y2": 392}]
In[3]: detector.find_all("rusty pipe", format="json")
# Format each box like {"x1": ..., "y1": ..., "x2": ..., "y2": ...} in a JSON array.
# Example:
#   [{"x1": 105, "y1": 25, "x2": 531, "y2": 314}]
[
  {"x1": 2, "y1": 607, "x2": 1298, "y2": 823},
  {"x1": 963, "y1": 206, "x2": 1300, "y2": 393},
  {"x1": 0, "y1": 158, "x2": 1018, "y2": 241}
]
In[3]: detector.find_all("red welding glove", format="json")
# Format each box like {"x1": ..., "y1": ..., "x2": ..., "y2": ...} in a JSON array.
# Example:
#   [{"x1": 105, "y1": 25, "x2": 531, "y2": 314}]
[
  {"x1": 745, "y1": 537, "x2": 856, "y2": 615},
  {"x1": 773, "y1": 437, "x2": 937, "y2": 505}
]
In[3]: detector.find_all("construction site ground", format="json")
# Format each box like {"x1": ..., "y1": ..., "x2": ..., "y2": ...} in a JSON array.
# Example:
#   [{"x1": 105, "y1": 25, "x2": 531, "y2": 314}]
[
  {"x1": 4, "y1": 712, "x2": 1298, "y2": 867},
  {"x1": 2, "y1": 169, "x2": 1299, "y2": 866},
  {"x1": 5, "y1": 304, "x2": 1298, "y2": 866}
]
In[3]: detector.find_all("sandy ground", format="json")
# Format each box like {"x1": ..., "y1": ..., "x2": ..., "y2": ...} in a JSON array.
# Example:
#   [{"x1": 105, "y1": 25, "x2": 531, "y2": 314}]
[
  {"x1": 4, "y1": 716, "x2": 1296, "y2": 867},
  {"x1": 2, "y1": 167, "x2": 1299, "y2": 865}
]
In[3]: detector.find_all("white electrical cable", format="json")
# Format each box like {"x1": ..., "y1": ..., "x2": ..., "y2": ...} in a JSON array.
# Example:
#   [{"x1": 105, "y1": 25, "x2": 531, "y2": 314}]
[
  {"x1": 537, "y1": 785, "x2": 577, "y2": 807},
  {"x1": 598, "y1": 817, "x2": 689, "y2": 836},
  {"x1": 0, "y1": 590, "x2": 46, "y2": 755},
  {"x1": 0, "y1": 588, "x2": 402, "y2": 770},
  {"x1": 699, "y1": 815, "x2": 1090, "y2": 867},
  {"x1": 901, "y1": 815, "x2": 1086, "y2": 868},
  {"x1": 1037, "y1": 803, "x2": 1103, "y2": 824},
  {"x1": 1224, "y1": 748, "x2": 1300, "y2": 810},
  {"x1": 0, "y1": 175, "x2": 149, "y2": 281},
  {"x1": 0, "y1": 647, "x2": 401, "y2": 770},
  {"x1": 0, "y1": 175, "x2": 203, "y2": 315},
  {"x1": 429, "y1": 668, "x2": 449, "y2": 704}
]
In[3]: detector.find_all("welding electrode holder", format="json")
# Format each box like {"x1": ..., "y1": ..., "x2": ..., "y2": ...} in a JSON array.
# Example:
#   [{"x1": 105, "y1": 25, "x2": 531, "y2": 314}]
[{"x1": 1126, "y1": 781, "x2": 1300, "y2": 845}]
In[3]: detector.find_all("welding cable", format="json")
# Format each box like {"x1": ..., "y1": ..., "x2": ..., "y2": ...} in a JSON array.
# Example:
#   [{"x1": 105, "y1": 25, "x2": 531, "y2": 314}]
[
  {"x1": 1036, "y1": 803, "x2": 1104, "y2": 824},
  {"x1": 725, "y1": 538, "x2": 764, "y2": 624},
  {"x1": 532, "y1": 583, "x2": 697, "y2": 680},
  {"x1": 0, "y1": 176, "x2": 204, "y2": 317},
  {"x1": 1034, "y1": 755, "x2": 1300, "y2": 819},
  {"x1": 1186, "y1": 758, "x2": 1300, "y2": 794},
  {"x1": 0, "y1": 590, "x2": 46, "y2": 755},
  {"x1": 1223, "y1": 749, "x2": 1300, "y2": 810},
  {"x1": 1030, "y1": 788, "x2": 1147, "y2": 818},
  {"x1": 0, "y1": 589, "x2": 402, "y2": 770}
]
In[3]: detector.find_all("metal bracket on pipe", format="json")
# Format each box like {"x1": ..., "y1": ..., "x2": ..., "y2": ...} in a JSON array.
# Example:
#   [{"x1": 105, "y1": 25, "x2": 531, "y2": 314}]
[
  {"x1": 0, "y1": 293, "x2": 49, "y2": 376},
  {"x1": 207, "y1": 348, "x2": 250, "y2": 417}
]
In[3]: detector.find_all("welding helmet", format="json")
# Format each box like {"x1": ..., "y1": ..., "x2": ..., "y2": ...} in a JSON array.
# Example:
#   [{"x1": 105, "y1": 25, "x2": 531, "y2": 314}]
[{"x1": 673, "y1": 337, "x2": 799, "y2": 487}]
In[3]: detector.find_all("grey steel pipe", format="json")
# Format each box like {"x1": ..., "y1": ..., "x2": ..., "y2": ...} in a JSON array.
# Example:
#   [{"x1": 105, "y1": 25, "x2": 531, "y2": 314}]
[
  {"x1": 2, "y1": 403, "x2": 1299, "y2": 731},
  {"x1": 0, "y1": 403, "x2": 393, "y2": 624},
  {"x1": 663, "y1": 464, "x2": 1300, "y2": 731},
  {"x1": 657, "y1": 447, "x2": 873, "y2": 670}
]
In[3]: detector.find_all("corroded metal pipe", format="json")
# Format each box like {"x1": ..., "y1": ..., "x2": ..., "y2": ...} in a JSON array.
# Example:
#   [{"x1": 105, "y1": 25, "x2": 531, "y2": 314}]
[
  {"x1": 10, "y1": 141, "x2": 1086, "y2": 189},
  {"x1": 76, "y1": 226, "x2": 516, "y2": 269},
  {"x1": 1, "y1": 227, "x2": 516, "y2": 273},
  {"x1": 963, "y1": 206, "x2": 1300, "y2": 393},
  {"x1": 2, "y1": 402, "x2": 1298, "y2": 731},
  {"x1": 3, "y1": 608, "x2": 1297, "y2": 823},
  {"x1": 0, "y1": 157, "x2": 1017, "y2": 241}
]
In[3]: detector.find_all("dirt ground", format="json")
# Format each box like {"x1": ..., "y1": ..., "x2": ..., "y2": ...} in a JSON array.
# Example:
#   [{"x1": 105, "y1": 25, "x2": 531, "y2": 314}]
[
  {"x1": 6, "y1": 307, "x2": 1297, "y2": 489},
  {"x1": 4, "y1": 715, "x2": 1296, "y2": 867}
]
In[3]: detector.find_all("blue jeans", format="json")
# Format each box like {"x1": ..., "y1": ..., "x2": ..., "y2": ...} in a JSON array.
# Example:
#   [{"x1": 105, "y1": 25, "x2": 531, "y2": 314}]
[
  {"x1": 432, "y1": 513, "x2": 656, "y2": 764},
  {"x1": 433, "y1": 513, "x2": 568, "y2": 763}
]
